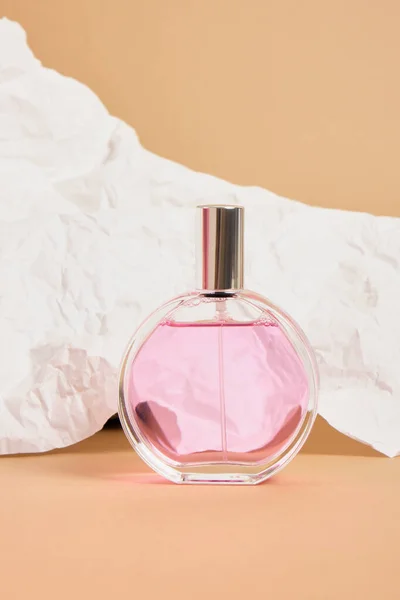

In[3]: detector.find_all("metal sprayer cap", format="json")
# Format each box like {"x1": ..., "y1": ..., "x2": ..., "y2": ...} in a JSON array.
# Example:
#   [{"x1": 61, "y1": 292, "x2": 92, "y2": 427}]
[{"x1": 197, "y1": 204, "x2": 244, "y2": 291}]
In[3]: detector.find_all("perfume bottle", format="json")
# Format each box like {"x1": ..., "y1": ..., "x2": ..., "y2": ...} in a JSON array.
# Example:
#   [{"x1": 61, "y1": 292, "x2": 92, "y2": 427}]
[{"x1": 119, "y1": 205, "x2": 318, "y2": 484}]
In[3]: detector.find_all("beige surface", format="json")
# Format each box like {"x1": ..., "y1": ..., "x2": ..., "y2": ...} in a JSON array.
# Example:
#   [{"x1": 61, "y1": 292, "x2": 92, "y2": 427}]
[
  {"x1": 1, "y1": 428, "x2": 399, "y2": 600},
  {"x1": 2, "y1": 0, "x2": 400, "y2": 216}
]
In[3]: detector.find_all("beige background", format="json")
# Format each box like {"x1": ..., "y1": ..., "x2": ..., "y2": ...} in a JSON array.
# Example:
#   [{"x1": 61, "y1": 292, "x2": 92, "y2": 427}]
[
  {"x1": 2, "y1": 0, "x2": 400, "y2": 217},
  {"x1": 2, "y1": 0, "x2": 397, "y2": 454},
  {"x1": 1, "y1": 5, "x2": 400, "y2": 594}
]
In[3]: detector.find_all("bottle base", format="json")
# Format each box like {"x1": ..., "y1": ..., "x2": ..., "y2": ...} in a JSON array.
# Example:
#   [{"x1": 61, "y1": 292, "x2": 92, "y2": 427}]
[
  {"x1": 180, "y1": 472, "x2": 264, "y2": 485},
  {"x1": 171, "y1": 460, "x2": 287, "y2": 485}
]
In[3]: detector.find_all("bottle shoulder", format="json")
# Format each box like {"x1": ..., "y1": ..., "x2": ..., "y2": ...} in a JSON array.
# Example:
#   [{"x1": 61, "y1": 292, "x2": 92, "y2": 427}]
[{"x1": 151, "y1": 289, "x2": 297, "y2": 328}]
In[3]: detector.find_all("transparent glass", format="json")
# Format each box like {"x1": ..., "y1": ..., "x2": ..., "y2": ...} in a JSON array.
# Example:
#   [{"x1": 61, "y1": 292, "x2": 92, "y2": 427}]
[{"x1": 119, "y1": 290, "x2": 318, "y2": 484}]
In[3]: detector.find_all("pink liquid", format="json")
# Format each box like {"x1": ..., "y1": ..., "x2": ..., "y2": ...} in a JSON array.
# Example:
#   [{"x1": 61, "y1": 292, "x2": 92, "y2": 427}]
[{"x1": 128, "y1": 320, "x2": 309, "y2": 465}]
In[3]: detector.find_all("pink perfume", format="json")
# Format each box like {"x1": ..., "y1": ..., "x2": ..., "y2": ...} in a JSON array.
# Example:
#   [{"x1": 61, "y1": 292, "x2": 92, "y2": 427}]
[{"x1": 119, "y1": 205, "x2": 318, "y2": 484}]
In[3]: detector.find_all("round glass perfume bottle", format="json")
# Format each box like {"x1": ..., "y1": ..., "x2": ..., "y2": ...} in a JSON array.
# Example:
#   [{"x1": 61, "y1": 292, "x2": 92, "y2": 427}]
[{"x1": 119, "y1": 205, "x2": 318, "y2": 484}]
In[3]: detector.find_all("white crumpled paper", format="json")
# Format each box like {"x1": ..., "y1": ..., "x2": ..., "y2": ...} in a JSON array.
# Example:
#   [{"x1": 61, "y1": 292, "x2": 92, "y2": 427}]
[{"x1": 0, "y1": 19, "x2": 399, "y2": 456}]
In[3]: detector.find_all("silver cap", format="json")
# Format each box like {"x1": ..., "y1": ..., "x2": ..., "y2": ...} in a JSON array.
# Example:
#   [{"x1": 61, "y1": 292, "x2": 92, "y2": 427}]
[{"x1": 197, "y1": 204, "x2": 244, "y2": 291}]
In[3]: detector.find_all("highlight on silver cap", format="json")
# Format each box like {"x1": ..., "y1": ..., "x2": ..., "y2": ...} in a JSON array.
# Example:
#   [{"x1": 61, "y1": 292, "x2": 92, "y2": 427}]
[{"x1": 197, "y1": 204, "x2": 244, "y2": 291}]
